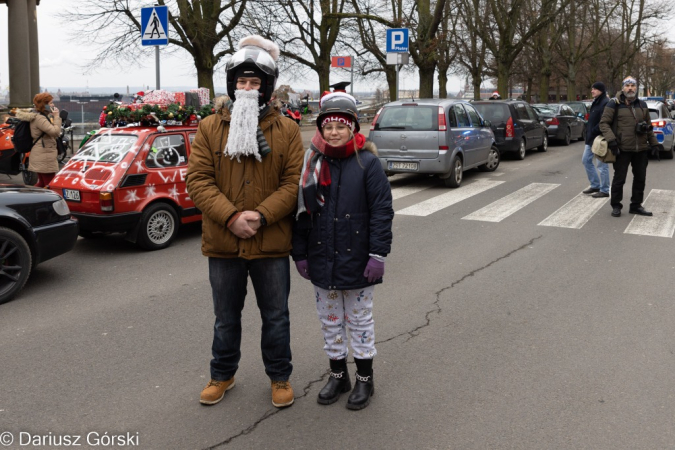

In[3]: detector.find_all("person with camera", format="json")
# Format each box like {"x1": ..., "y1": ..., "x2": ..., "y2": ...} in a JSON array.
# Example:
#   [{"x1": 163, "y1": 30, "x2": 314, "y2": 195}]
[{"x1": 599, "y1": 76, "x2": 662, "y2": 217}]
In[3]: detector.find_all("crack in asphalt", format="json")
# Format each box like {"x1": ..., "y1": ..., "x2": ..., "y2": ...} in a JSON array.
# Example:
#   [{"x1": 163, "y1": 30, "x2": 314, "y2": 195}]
[
  {"x1": 205, "y1": 236, "x2": 541, "y2": 448},
  {"x1": 204, "y1": 372, "x2": 331, "y2": 449},
  {"x1": 377, "y1": 235, "x2": 542, "y2": 345}
]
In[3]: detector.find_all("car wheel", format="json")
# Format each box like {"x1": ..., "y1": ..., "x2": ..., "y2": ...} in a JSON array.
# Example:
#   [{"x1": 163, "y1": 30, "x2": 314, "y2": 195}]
[
  {"x1": 0, "y1": 227, "x2": 32, "y2": 305},
  {"x1": 538, "y1": 135, "x2": 548, "y2": 152},
  {"x1": 22, "y1": 170, "x2": 38, "y2": 186},
  {"x1": 563, "y1": 129, "x2": 571, "y2": 146},
  {"x1": 478, "y1": 146, "x2": 500, "y2": 172},
  {"x1": 662, "y1": 143, "x2": 674, "y2": 160},
  {"x1": 516, "y1": 138, "x2": 526, "y2": 160},
  {"x1": 137, "y1": 203, "x2": 179, "y2": 251},
  {"x1": 443, "y1": 155, "x2": 463, "y2": 188},
  {"x1": 579, "y1": 126, "x2": 586, "y2": 142}
]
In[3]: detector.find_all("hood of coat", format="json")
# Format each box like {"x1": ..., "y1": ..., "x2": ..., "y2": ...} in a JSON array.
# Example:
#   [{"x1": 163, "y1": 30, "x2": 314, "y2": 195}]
[
  {"x1": 15, "y1": 109, "x2": 40, "y2": 122},
  {"x1": 213, "y1": 95, "x2": 282, "y2": 123}
]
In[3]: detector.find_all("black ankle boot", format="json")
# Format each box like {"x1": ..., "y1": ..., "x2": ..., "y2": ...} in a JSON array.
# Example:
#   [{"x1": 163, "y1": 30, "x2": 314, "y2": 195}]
[
  {"x1": 317, "y1": 359, "x2": 351, "y2": 405},
  {"x1": 346, "y1": 358, "x2": 374, "y2": 410}
]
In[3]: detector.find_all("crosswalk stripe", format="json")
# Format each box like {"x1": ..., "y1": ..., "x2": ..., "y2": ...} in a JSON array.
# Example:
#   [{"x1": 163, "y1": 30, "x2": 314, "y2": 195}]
[
  {"x1": 396, "y1": 180, "x2": 505, "y2": 217},
  {"x1": 391, "y1": 182, "x2": 433, "y2": 200},
  {"x1": 624, "y1": 189, "x2": 675, "y2": 238},
  {"x1": 462, "y1": 183, "x2": 559, "y2": 222},
  {"x1": 539, "y1": 192, "x2": 609, "y2": 229}
]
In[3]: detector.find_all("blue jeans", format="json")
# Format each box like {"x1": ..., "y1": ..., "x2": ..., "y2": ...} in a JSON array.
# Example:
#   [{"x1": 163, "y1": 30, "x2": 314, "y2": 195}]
[
  {"x1": 208, "y1": 257, "x2": 292, "y2": 381},
  {"x1": 582, "y1": 144, "x2": 610, "y2": 193}
]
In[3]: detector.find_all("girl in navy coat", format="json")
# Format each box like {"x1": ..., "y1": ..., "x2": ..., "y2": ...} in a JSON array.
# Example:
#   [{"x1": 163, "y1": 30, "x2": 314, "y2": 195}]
[{"x1": 292, "y1": 92, "x2": 393, "y2": 410}]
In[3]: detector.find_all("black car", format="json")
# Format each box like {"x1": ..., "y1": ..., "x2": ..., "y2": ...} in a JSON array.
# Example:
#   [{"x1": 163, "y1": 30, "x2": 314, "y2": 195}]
[
  {"x1": 472, "y1": 100, "x2": 548, "y2": 160},
  {"x1": 0, "y1": 185, "x2": 78, "y2": 304},
  {"x1": 532, "y1": 103, "x2": 586, "y2": 145}
]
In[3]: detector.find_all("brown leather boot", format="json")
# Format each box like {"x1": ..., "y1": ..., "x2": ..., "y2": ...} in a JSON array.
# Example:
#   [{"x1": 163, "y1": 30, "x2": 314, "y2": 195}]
[
  {"x1": 271, "y1": 380, "x2": 294, "y2": 408},
  {"x1": 200, "y1": 378, "x2": 235, "y2": 405}
]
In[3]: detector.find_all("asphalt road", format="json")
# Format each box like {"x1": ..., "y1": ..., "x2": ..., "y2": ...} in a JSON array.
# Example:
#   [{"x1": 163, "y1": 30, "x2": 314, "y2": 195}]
[{"x1": 2, "y1": 134, "x2": 675, "y2": 450}]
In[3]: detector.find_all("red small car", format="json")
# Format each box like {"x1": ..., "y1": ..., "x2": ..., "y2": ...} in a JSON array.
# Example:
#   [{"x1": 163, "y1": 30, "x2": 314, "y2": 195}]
[{"x1": 49, "y1": 125, "x2": 201, "y2": 250}]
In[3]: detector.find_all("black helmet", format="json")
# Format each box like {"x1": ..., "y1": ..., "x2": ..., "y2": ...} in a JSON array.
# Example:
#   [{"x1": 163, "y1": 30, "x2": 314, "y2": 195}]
[
  {"x1": 317, "y1": 92, "x2": 360, "y2": 132},
  {"x1": 226, "y1": 38, "x2": 279, "y2": 103}
]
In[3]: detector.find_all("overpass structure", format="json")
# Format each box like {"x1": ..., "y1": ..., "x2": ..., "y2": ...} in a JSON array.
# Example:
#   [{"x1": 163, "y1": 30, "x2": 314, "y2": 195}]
[{"x1": 1, "y1": 0, "x2": 41, "y2": 108}]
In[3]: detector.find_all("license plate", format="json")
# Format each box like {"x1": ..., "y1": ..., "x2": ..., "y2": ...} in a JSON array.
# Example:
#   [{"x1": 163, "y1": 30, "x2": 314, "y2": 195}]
[
  {"x1": 62, "y1": 189, "x2": 81, "y2": 202},
  {"x1": 389, "y1": 161, "x2": 419, "y2": 171}
]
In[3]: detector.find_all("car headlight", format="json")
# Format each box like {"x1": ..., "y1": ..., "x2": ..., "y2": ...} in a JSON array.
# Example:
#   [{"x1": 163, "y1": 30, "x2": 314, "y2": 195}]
[{"x1": 52, "y1": 198, "x2": 71, "y2": 216}]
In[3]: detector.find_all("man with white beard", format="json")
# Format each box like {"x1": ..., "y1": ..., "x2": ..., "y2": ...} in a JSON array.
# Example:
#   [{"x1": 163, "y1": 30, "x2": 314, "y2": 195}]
[
  {"x1": 187, "y1": 35, "x2": 304, "y2": 408},
  {"x1": 600, "y1": 76, "x2": 662, "y2": 218}
]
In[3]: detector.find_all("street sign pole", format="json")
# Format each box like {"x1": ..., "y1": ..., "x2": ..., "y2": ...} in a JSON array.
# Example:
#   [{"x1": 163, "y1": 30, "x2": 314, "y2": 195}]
[
  {"x1": 350, "y1": 56, "x2": 354, "y2": 97},
  {"x1": 156, "y1": 46, "x2": 160, "y2": 89},
  {"x1": 395, "y1": 64, "x2": 399, "y2": 101}
]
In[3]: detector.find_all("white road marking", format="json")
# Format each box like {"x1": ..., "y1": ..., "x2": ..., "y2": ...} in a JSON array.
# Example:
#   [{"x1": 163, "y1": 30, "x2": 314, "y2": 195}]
[
  {"x1": 539, "y1": 192, "x2": 609, "y2": 229},
  {"x1": 391, "y1": 182, "x2": 434, "y2": 200},
  {"x1": 624, "y1": 189, "x2": 675, "y2": 238},
  {"x1": 462, "y1": 183, "x2": 559, "y2": 222},
  {"x1": 396, "y1": 180, "x2": 505, "y2": 217}
]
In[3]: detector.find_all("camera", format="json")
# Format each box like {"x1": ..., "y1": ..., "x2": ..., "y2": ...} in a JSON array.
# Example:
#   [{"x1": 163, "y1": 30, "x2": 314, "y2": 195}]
[{"x1": 635, "y1": 121, "x2": 653, "y2": 134}]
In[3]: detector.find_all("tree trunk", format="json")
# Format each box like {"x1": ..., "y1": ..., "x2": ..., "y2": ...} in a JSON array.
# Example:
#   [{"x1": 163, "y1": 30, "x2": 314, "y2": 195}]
[
  {"x1": 317, "y1": 66, "x2": 331, "y2": 94},
  {"x1": 497, "y1": 59, "x2": 511, "y2": 99},
  {"x1": 438, "y1": 65, "x2": 448, "y2": 99},
  {"x1": 566, "y1": 63, "x2": 576, "y2": 101},
  {"x1": 472, "y1": 73, "x2": 482, "y2": 100},
  {"x1": 196, "y1": 64, "x2": 215, "y2": 100},
  {"x1": 387, "y1": 68, "x2": 397, "y2": 102},
  {"x1": 418, "y1": 62, "x2": 436, "y2": 98}
]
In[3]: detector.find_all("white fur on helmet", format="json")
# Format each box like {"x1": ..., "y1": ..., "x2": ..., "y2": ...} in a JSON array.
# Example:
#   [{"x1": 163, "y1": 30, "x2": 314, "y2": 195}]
[
  {"x1": 238, "y1": 35, "x2": 280, "y2": 62},
  {"x1": 320, "y1": 92, "x2": 357, "y2": 108}
]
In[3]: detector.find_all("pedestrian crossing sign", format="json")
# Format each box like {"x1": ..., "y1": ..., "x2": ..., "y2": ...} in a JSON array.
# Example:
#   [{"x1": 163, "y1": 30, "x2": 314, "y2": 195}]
[{"x1": 141, "y1": 6, "x2": 169, "y2": 46}]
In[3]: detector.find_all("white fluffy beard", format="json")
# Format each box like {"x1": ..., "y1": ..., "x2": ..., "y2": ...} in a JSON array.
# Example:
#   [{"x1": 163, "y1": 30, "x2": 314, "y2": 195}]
[{"x1": 225, "y1": 89, "x2": 262, "y2": 162}]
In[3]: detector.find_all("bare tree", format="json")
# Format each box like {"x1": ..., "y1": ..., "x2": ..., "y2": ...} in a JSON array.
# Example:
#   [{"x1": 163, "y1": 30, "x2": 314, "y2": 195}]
[
  {"x1": 453, "y1": 0, "x2": 491, "y2": 99},
  {"x1": 243, "y1": 0, "x2": 348, "y2": 93},
  {"x1": 61, "y1": 0, "x2": 249, "y2": 98}
]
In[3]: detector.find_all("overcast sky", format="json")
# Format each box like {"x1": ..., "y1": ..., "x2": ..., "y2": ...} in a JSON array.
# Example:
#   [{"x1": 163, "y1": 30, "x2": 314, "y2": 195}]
[{"x1": 1, "y1": 1, "x2": 673, "y2": 95}]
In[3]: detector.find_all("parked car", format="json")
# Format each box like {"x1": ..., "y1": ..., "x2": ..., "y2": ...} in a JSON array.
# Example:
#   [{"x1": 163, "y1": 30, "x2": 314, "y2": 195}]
[
  {"x1": 582, "y1": 100, "x2": 593, "y2": 111},
  {"x1": 532, "y1": 103, "x2": 586, "y2": 145},
  {"x1": 645, "y1": 100, "x2": 674, "y2": 159},
  {"x1": 369, "y1": 99, "x2": 500, "y2": 188},
  {"x1": 472, "y1": 99, "x2": 548, "y2": 160},
  {"x1": 48, "y1": 125, "x2": 202, "y2": 250},
  {"x1": 0, "y1": 185, "x2": 78, "y2": 305}
]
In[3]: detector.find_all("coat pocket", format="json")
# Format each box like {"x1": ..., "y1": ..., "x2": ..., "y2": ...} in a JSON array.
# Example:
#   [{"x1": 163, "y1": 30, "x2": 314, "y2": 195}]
[
  {"x1": 202, "y1": 217, "x2": 238, "y2": 254},
  {"x1": 260, "y1": 219, "x2": 292, "y2": 253}
]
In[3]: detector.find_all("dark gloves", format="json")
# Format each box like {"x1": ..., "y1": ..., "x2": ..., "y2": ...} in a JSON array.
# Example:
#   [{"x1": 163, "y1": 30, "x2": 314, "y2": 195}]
[
  {"x1": 363, "y1": 257, "x2": 385, "y2": 283},
  {"x1": 294, "y1": 260, "x2": 310, "y2": 280},
  {"x1": 650, "y1": 144, "x2": 664, "y2": 160},
  {"x1": 608, "y1": 140, "x2": 620, "y2": 156}
]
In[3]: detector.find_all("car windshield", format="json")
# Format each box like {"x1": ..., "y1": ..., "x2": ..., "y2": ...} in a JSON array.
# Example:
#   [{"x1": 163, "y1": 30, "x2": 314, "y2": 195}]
[
  {"x1": 377, "y1": 106, "x2": 437, "y2": 131},
  {"x1": 567, "y1": 104, "x2": 584, "y2": 114},
  {"x1": 473, "y1": 103, "x2": 510, "y2": 124},
  {"x1": 533, "y1": 105, "x2": 556, "y2": 115},
  {"x1": 649, "y1": 109, "x2": 659, "y2": 120},
  {"x1": 72, "y1": 134, "x2": 139, "y2": 163}
]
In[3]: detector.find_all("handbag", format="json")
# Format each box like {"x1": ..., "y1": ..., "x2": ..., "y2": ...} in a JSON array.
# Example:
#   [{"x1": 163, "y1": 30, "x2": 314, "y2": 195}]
[{"x1": 592, "y1": 135, "x2": 615, "y2": 163}]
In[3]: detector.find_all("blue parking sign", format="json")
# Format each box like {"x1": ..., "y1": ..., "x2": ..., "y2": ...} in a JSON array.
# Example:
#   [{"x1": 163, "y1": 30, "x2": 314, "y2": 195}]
[
  {"x1": 141, "y1": 6, "x2": 169, "y2": 46},
  {"x1": 386, "y1": 29, "x2": 409, "y2": 53}
]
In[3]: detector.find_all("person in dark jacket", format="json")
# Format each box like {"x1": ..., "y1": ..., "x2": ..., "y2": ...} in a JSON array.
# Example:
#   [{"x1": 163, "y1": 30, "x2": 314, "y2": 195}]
[
  {"x1": 292, "y1": 92, "x2": 393, "y2": 411},
  {"x1": 582, "y1": 81, "x2": 610, "y2": 197},
  {"x1": 599, "y1": 76, "x2": 662, "y2": 217}
]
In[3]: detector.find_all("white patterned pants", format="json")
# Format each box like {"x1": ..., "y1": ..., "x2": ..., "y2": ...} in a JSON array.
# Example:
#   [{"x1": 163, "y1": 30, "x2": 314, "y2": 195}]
[{"x1": 314, "y1": 285, "x2": 377, "y2": 360}]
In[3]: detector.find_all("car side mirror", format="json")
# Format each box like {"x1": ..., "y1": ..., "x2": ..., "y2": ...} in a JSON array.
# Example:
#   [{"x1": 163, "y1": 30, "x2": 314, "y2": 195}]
[{"x1": 482, "y1": 119, "x2": 491, "y2": 127}]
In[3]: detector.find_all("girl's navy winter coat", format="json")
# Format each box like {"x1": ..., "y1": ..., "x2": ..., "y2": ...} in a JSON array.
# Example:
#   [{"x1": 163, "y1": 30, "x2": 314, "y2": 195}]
[{"x1": 292, "y1": 146, "x2": 393, "y2": 290}]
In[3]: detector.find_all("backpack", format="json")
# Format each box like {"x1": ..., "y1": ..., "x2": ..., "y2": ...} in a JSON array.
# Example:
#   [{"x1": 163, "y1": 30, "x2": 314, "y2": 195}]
[{"x1": 11, "y1": 117, "x2": 45, "y2": 153}]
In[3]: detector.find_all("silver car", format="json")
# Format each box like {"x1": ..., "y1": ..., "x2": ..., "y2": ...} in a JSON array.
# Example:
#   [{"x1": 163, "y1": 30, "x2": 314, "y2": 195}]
[{"x1": 369, "y1": 99, "x2": 499, "y2": 188}]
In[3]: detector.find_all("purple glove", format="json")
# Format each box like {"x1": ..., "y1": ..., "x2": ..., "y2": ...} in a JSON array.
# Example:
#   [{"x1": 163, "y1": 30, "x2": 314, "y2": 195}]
[
  {"x1": 294, "y1": 260, "x2": 311, "y2": 280},
  {"x1": 363, "y1": 257, "x2": 385, "y2": 283}
]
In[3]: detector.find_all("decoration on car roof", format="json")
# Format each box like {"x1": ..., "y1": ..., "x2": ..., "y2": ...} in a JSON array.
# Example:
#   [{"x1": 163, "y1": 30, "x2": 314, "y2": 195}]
[{"x1": 102, "y1": 102, "x2": 215, "y2": 127}]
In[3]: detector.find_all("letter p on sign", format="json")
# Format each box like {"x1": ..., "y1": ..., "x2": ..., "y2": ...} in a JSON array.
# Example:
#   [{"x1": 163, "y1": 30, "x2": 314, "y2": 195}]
[{"x1": 386, "y1": 28, "x2": 409, "y2": 53}]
